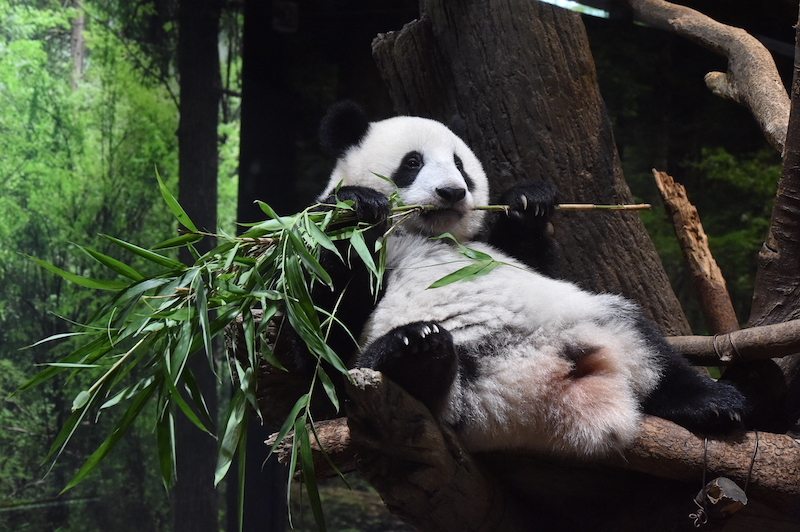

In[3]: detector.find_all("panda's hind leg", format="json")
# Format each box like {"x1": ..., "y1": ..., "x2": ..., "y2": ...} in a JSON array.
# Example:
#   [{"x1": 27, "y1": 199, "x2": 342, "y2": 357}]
[
  {"x1": 355, "y1": 321, "x2": 457, "y2": 418},
  {"x1": 637, "y1": 318, "x2": 748, "y2": 433}
]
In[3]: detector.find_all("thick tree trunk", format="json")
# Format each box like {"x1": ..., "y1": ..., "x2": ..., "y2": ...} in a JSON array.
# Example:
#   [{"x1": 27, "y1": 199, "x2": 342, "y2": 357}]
[
  {"x1": 174, "y1": 1, "x2": 221, "y2": 531},
  {"x1": 742, "y1": 7, "x2": 800, "y2": 433},
  {"x1": 372, "y1": 0, "x2": 690, "y2": 335}
]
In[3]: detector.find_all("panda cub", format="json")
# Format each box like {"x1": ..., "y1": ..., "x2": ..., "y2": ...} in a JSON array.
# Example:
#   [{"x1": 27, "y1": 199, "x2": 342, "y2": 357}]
[{"x1": 309, "y1": 101, "x2": 746, "y2": 458}]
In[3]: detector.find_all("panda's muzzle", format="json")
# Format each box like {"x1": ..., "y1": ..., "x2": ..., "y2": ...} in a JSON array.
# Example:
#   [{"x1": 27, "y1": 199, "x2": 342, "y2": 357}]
[{"x1": 436, "y1": 187, "x2": 467, "y2": 206}]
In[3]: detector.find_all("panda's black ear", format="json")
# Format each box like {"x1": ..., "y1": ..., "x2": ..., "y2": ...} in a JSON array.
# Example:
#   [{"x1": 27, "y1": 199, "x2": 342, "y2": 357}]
[
  {"x1": 319, "y1": 101, "x2": 370, "y2": 157},
  {"x1": 447, "y1": 115, "x2": 468, "y2": 141}
]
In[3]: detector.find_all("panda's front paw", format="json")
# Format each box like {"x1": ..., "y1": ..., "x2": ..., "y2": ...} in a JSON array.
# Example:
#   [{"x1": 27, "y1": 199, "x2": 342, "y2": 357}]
[
  {"x1": 356, "y1": 321, "x2": 457, "y2": 415},
  {"x1": 326, "y1": 185, "x2": 390, "y2": 225},
  {"x1": 500, "y1": 180, "x2": 558, "y2": 226}
]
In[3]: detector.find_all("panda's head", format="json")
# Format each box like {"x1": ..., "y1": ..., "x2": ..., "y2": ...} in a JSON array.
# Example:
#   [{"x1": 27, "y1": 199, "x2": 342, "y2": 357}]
[{"x1": 318, "y1": 101, "x2": 490, "y2": 241}]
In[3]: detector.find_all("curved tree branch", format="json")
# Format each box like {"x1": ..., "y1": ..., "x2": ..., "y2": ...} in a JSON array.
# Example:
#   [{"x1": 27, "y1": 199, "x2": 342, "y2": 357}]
[{"x1": 624, "y1": 0, "x2": 790, "y2": 152}]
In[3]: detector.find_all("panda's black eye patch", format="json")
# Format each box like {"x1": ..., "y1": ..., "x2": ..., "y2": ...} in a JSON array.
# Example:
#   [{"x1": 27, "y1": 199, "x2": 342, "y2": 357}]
[
  {"x1": 403, "y1": 152, "x2": 423, "y2": 169},
  {"x1": 454, "y1": 154, "x2": 475, "y2": 191},
  {"x1": 392, "y1": 151, "x2": 424, "y2": 188}
]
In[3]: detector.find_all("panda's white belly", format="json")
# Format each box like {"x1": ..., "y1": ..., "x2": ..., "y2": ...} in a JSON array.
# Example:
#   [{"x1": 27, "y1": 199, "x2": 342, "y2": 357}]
[{"x1": 360, "y1": 233, "x2": 661, "y2": 456}]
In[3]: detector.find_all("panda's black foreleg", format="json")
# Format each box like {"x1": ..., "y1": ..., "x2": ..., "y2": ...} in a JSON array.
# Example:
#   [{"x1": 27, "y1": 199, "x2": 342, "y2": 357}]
[
  {"x1": 488, "y1": 180, "x2": 560, "y2": 277},
  {"x1": 356, "y1": 321, "x2": 457, "y2": 418},
  {"x1": 287, "y1": 185, "x2": 390, "y2": 377},
  {"x1": 636, "y1": 317, "x2": 749, "y2": 434}
]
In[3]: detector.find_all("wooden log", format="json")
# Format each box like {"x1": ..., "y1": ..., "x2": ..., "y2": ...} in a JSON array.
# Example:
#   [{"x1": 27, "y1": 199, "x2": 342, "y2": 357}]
[{"x1": 653, "y1": 169, "x2": 739, "y2": 334}]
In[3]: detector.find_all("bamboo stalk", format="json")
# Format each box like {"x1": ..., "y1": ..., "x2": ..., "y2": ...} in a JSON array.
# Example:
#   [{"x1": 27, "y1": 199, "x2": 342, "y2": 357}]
[{"x1": 553, "y1": 203, "x2": 651, "y2": 211}]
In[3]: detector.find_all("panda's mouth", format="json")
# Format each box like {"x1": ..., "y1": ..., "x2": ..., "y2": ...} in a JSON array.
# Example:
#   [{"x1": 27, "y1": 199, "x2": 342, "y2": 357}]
[{"x1": 418, "y1": 208, "x2": 465, "y2": 233}]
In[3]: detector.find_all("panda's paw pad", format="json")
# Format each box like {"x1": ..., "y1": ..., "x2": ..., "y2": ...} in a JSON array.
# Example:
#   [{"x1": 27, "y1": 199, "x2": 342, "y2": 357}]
[
  {"x1": 388, "y1": 321, "x2": 450, "y2": 358},
  {"x1": 358, "y1": 321, "x2": 453, "y2": 372}
]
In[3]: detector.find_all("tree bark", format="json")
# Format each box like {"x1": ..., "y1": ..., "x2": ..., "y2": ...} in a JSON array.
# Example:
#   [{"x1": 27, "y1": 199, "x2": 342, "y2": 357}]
[
  {"x1": 743, "y1": 6, "x2": 800, "y2": 434},
  {"x1": 174, "y1": 1, "x2": 221, "y2": 531},
  {"x1": 372, "y1": 0, "x2": 690, "y2": 335}
]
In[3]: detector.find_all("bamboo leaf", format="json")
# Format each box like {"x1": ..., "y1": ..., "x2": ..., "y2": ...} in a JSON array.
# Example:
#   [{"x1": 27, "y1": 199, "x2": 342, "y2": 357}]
[
  {"x1": 304, "y1": 215, "x2": 342, "y2": 261},
  {"x1": 74, "y1": 244, "x2": 146, "y2": 281},
  {"x1": 286, "y1": 230, "x2": 332, "y2": 287},
  {"x1": 62, "y1": 382, "x2": 157, "y2": 492},
  {"x1": 267, "y1": 394, "x2": 308, "y2": 459},
  {"x1": 151, "y1": 232, "x2": 204, "y2": 250},
  {"x1": 156, "y1": 408, "x2": 177, "y2": 490},
  {"x1": 180, "y1": 368, "x2": 216, "y2": 433},
  {"x1": 72, "y1": 391, "x2": 91, "y2": 411},
  {"x1": 101, "y1": 234, "x2": 186, "y2": 270},
  {"x1": 297, "y1": 418, "x2": 326, "y2": 531},
  {"x1": 214, "y1": 391, "x2": 247, "y2": 486},
  {"x1": 193, "y1": 271, "x2": 213, "y2": 365},
  {"x1": 427, "y1": 260, "x2": 502, "y2": 289},
  {"x1": 14, "y1": 336, "x2": 112, "y2": 395},
  {"x1": 24, "y1": 331, "x2": 98, "y2": 348},
  {"x1": 349, "y1": 230, "x2": 379, "y2": 280},
  {"x1": 317, "y1": 366, "x2": 339, "y2": 413},
  {"x1": 23, "y1": 254, "x2": 129, "y2": 290},
  {"x1": 431, "y1": 233, "x2": 494, "y2": 260},
  {"x1": 156, "y1": 168, "x2": 198, "y2": 233}
]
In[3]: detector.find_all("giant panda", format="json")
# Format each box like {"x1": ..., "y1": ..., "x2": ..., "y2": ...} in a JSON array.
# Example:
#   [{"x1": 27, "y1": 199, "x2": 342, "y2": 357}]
[{"x1": 296, "y1": 101, "x2": 747, "y2": 458}]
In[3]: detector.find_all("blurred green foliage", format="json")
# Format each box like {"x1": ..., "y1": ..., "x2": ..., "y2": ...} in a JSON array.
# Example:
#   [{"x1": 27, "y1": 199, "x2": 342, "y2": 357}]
[{"x1": 0, "y1": 1, "x2": 239, "y2": 529}]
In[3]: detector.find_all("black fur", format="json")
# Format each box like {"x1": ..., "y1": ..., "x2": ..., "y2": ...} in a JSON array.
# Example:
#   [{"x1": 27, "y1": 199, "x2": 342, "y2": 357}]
[
  {"x1": 635, "y1": 316, "x2": 747, "y2": 433},
  {"x1": 488, "y1": 180, "x2": 560, "y2": 276},
  {"x1": 453, "y1": 154, "x2": 476, "y2": 191},
  {"x1": 319, "y1": 100, "x2": 370, "y2": 157},
  {"x1": 356, "y1": 321, "x2": 457, "y2": 417}
]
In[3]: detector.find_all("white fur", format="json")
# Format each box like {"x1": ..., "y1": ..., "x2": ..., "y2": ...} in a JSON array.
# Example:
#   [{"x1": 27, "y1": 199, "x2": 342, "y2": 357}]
[
  {"x1": 361, "y1": 235, "x2": 661, "y2": 456},
  {"x1": 324, "y1": 114, "x2": 662, "y2": 457}
]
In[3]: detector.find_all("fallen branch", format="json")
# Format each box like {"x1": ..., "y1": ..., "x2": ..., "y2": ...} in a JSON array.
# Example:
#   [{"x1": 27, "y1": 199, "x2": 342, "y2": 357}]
[
  {"x1": 624, "y1": 0, "x2": 790, "y2": 152},
  {"x1": 653, "y1": 169, "x2": 739, "y2": 334}
]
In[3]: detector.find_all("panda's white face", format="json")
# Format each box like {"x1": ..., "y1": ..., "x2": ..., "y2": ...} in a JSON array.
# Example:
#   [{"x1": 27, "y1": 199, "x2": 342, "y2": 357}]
[{"x1": 320, "y1": 116, "x2": 490, "y2": 241}]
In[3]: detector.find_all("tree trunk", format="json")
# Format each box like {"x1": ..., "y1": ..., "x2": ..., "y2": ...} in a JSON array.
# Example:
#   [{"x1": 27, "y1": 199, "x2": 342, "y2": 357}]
[
  {"x1": 742, "y1": 6, "x2": 800, "y2": 433},
  {"x1": 69, "y1": 0, "x2": 85, "y2": 90},
  {"x1": 372, "y1": 0, "x2": 690, "y2": 335},
  {"x1": 174, "y1": 1, "x2": 221, "y2": 531}
]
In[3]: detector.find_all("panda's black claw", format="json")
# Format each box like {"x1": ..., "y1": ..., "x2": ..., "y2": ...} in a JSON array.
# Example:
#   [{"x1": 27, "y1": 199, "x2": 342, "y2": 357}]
[{"x1": 500, "y1": 180, "x2": 558, "y2": 226}]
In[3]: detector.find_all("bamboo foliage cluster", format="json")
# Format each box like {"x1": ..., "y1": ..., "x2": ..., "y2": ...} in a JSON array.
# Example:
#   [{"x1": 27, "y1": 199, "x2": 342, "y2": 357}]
[{"x1": 14, "y1": 175, "x2": 391, "y2": 530}]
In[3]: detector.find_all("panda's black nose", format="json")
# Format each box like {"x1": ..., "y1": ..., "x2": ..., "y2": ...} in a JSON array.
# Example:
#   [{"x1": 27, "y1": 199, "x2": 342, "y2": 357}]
[{"x1": 436, "y1": 187, "x2": 466, "y2": 205}]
